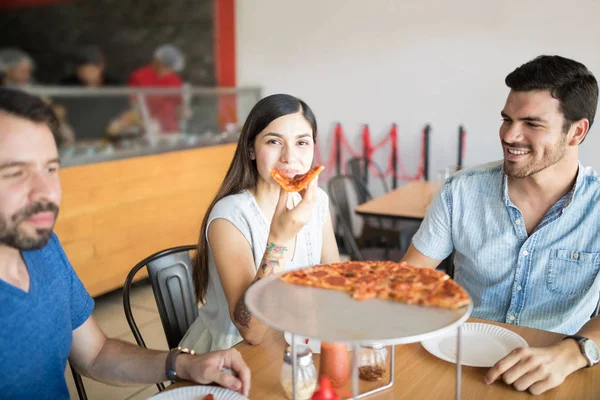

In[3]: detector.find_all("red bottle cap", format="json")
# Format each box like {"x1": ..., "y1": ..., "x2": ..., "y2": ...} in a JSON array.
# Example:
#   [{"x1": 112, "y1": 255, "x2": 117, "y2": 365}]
[{"x1": 311, "y1": 376, "x2": 341, "y2": 400}]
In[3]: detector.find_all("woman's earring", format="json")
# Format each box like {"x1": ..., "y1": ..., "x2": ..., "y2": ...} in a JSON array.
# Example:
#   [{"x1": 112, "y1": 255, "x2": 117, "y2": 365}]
[{"x1": 249, "y1": 150, "x2": 255, "y2": 160}]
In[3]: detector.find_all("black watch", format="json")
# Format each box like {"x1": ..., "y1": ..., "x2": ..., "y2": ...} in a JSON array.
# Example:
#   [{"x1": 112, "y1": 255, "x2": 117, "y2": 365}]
[
  {"x1": 166, "y1": 347, "x2": 195, "y2": 382},
  {"x1": 563, "y1": 335, "x2": 600, "y2": 368}
]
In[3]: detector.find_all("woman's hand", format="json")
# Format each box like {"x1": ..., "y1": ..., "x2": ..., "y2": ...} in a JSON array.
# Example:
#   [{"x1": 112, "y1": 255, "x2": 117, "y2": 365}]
[{"x1": 269, "y1": 179, "x2": 318, "y2": 244}]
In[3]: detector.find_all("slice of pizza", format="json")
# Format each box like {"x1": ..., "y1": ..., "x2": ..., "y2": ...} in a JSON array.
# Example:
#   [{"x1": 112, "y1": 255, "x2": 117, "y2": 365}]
[
  {"x1": 422, "y1": 279, "x2": 471, "y2": 309},
  {"x1": 270, "y1": 165, "x2": 325, "y2": 192},
  {"x1": 280, "y1": 264, "x2": 352, "y2": 293}
]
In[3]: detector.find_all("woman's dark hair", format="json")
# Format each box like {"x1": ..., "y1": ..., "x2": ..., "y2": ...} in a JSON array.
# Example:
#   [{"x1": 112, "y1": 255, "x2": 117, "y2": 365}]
[
  {"x1": 505, "y1": 55, "x2": 598, "y2": 139},
  {"x1": 0, "y1": 88, "x2": 59, "y2": 135},
  {"x1": 192, "y1": 94, "x2": 317, "y2": 303}
]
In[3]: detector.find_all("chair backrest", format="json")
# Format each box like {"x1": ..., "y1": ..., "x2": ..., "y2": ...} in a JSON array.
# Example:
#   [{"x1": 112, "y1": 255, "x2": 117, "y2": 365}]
[
  {"x1": 329, "y1": 172, "x2": 382, "y2": 231},
  {"x1": 328, "y1": 175, "x2": 368, "y2": 261},
  {"x1": 328, "y1": 174, "x2": 356, "y2": 235},
  {"x1": 346, "y1": 157, "x2": 389, "y2": 202},
  {"x1": 123, "y1": 245, "x2": 199, "y2": 350},
  {"x1": 69, "y1": 362, "x2": 88, "y2": 400}
]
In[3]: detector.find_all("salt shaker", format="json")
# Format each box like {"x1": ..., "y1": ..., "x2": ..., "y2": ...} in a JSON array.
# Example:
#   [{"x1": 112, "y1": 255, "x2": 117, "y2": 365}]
[
  {"x1": 281, "y1": 345, "x2": 318, "y2": 400},
  {"x1": 358, "y1": 343, "x2": 388, "y2": 381}
]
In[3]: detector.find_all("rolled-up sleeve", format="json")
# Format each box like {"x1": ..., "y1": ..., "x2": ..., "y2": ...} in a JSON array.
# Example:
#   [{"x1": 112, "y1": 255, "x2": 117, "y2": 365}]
[{"x1": 412, "y1": 182, "x2": 454, "y2": 260}]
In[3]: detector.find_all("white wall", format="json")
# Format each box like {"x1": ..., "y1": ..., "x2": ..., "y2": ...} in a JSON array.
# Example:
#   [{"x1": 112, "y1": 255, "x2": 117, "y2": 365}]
[{"x1": 236, "y1": 0, "x2": 600, "y2": 179}]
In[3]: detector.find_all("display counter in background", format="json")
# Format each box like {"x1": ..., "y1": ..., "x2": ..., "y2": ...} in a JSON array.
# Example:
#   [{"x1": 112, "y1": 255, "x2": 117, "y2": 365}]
[
  {"x1": 25, "y1": 86, "x2": 260, "y2": 296},
  {"x1": 59, "y1": 131, "x2": 239, "y2": 167},
  {"x1": 54, "y1": 142, "x2": 237, "y2": 297}
]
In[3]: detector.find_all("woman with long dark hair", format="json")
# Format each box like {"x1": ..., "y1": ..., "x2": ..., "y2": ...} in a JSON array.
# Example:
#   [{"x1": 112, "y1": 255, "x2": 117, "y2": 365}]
[{"x1": 180, "y1": 94, "x2": 340, "y2": 352}]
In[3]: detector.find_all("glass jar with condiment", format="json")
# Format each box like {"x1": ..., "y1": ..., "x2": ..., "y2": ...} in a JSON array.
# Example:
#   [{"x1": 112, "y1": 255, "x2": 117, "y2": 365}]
[
  {"x1": 281, "y1": 345, "x2": 318, "y2": 400},
  {"x1": 358, "y1": 343, "x2": 388, "y2": 381}
]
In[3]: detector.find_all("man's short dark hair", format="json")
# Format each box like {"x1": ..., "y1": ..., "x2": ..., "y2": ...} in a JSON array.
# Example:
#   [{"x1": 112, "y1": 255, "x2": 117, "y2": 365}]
[
  {"x1": 505, "y1": 55, "x2": 599, "y2": 138},
  {"x1": 0, "y1": 88, "x2": 59, "y2": 135}
]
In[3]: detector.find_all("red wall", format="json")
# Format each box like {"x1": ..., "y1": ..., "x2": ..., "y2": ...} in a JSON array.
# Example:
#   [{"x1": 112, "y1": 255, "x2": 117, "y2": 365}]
[{"x1": 214, "y1": 0, "x2": 237, "y2": 129}]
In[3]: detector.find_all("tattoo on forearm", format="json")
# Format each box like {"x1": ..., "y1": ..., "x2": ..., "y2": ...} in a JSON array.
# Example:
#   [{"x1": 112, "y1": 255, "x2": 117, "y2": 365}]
[
  {"x1": 258, "y1": 242, "x2": 287, "y2": 277},
  {"x1": 266, "y1": 242, "x2": 287, "y2": 258},
  {"x1": 260, "y1": 258, "x2": 280, "y2": 276},
  {"x1": 233, "y1": 291, "x2": 252, "y2": 328},
  {"x1": 234, "y1": 242, "x2": 288, "y2": 329}
]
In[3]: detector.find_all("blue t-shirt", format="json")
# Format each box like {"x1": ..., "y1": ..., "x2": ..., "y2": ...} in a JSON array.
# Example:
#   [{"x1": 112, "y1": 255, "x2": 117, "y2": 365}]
[{"x1": 0, "y1": 233, "x2": 94, "y2": 399}]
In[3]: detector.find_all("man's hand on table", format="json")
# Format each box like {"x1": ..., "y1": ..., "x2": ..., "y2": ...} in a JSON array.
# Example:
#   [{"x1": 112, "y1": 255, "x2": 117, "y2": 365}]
[
  {"x1": 176, "y1": 348, "x2": 251, "y2": 397},
  {"x1": 484, "y1": 340, "x2": 587, "y2": 395}
]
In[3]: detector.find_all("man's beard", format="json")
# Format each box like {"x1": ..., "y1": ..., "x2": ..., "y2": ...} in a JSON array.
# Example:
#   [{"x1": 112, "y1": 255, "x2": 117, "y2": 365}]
[
  {"x1": 0, "y1": 202, "x2": 59, "y2": 250},
  {"x1": 504, "y1": 135, "x2": 567, "y2": 179}
]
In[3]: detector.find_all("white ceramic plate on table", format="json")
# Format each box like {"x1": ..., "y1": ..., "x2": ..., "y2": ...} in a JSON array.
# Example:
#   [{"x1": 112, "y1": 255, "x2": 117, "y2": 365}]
[
  {"x1": 420, "y1": 322, "x2": 528, "y2": 367},
  {"x1": 148, "y1": 385, "x2": 247, "y2": 400}
]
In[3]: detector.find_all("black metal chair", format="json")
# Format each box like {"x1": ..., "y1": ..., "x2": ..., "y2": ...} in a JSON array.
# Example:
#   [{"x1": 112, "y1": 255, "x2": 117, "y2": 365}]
[
  {"x1": 329, "y1": 176, "x2": 402, "y2": 261},
  {"x1": 69, "y1": 362, "x2": 88, "y2": 400},
  {"x1": 123, "y1": 245, "x2": 199, "y2": 393},
  {"x1": 328, "y1": 174, "x2": 420, "y2": 256},
  {"x1": 346, "y1": 157, "x2": 389, "y2": 201},
  {"x1": 346, "y1": 158, "x2": 422, "y2": 247},
  {"x1": 328, "y1": 174, "x2": 416, "y2": 259}
]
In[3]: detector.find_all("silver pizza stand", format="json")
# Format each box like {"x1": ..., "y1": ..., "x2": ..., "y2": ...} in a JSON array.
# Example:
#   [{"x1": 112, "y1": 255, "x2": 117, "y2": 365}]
[{"x1": 245, "y1": 272, "x2": 473, "y2": 400}]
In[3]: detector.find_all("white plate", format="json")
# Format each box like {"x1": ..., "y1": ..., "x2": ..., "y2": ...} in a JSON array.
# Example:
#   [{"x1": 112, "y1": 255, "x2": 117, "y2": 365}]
[
  {"x1": 420, "y1": 322, "x2": 529, "y2": 367},
  {"x1": 148, "y1": 385, "x2": 247, "y2": 400}
]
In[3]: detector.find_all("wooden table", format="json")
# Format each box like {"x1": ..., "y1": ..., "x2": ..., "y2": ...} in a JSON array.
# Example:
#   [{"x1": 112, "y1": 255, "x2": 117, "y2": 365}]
[
  {"x1": 355, "y1": 181, "x2": 440, "y2": 220},
  {"x1": 167, "y1": 318, "x2": 599, "y2": 399}
]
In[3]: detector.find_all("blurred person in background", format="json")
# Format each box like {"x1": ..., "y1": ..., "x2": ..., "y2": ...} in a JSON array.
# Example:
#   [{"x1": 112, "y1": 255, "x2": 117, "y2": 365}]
[
  {"x1": 0, "y1": 48, "x2": 34, "y2": 89},
  {"x1": 61, "y1": 45, "x2": 120, "y2": 87},
  {"x1": 128, "y1": 44, "x2": 187, "y2": 133},
  {"x1": 0, "y1": 48, "x2": 75, "y2": 146}
]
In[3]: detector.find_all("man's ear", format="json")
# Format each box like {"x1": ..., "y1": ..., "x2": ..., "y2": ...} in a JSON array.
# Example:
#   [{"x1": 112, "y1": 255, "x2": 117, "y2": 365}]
[{"x1": 568, "y1": 118, "x2": 590, "y2": 146}]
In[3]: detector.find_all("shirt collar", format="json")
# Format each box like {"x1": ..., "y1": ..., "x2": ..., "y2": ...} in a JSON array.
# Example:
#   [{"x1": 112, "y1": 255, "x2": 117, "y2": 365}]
[
  {"x1": 502, "y1": 161, "x2": 585, "y2": 211},
  {"x1": 563, "y1": 161, "x2": 585, "y2": 208}
]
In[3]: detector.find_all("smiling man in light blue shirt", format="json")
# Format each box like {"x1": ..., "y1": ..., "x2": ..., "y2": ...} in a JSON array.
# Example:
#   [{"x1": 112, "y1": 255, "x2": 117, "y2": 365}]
[{"x1": 403, "y1": 55, "x2": 600, "y2": 395}]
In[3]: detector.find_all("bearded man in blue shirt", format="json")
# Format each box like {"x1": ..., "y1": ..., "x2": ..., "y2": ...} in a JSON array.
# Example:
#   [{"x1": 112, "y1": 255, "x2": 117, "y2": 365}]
[
  {"x1": 0, "y1": 88, "x2": 250, "y2": 399},
  {"x1": 403, "y1": 55, "x2": 600, "y2": 395}
]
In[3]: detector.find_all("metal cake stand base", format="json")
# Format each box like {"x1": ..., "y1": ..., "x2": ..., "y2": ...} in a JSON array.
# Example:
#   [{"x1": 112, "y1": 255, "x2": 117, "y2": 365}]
[
  {"x1": 247, "y1": 273, "x2": 471, "y2": 400},
  {"x1": 291, "y1": 329, "x2": 463, "y2": 400}
]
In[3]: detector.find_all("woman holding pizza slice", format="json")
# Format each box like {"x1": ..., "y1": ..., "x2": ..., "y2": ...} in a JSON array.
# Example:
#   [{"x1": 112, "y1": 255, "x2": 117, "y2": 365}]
[{"x1": 180, "y1": 94, "x2": 340, "y2": 353}]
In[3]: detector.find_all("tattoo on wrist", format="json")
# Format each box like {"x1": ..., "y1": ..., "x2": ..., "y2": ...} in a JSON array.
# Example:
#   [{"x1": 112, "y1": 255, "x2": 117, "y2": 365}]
[
  {"x1": 233, "y1": 292, "x2": 251, "y2": 328},
  {"x1": 266, "y1": 242, "x2": 287, "y2": 258}
]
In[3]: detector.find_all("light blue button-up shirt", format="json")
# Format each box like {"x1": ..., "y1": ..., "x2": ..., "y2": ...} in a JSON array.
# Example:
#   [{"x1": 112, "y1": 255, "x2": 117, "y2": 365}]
[{"x1": 413, "y1": 160, "x2": 600, "y2": 334}]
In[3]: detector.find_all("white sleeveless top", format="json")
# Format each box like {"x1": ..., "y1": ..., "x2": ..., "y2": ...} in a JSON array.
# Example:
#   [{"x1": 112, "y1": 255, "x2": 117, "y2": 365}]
[{"x1": 180, "y1": 188, "x2": 330, "y2": 353}]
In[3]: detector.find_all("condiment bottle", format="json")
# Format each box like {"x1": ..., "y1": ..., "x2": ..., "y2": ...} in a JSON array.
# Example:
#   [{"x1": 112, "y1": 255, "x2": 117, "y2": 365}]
[
  {"x1": 358, "y1": 343, "x2": 388, "y2": 381},
  {"x1": 280, "y1": 345, "x2": 317, "y2": 400},
  {"x1": 311, "y1": 376, "x2": 341, "y2": 400},
  {"x1": 318, "y1": 342, "x2": 350, "y2": 388}
]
